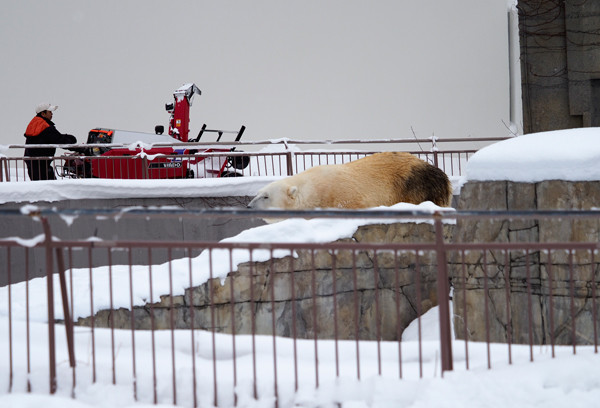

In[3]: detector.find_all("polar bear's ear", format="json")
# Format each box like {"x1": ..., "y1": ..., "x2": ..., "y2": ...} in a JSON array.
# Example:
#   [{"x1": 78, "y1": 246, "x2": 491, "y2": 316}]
[{"x1": 287, "y1": 186, "x2": 298, "y2": 199}]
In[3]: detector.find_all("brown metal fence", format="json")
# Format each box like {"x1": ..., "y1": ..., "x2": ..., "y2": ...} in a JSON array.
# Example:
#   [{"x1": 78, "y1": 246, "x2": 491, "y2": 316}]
[
  {"x1": 1, "y1": 137, "x2": 507, "y2": 181},
  {"x1": 1, "y1": 208, "x2": 598, "y2": 406}
]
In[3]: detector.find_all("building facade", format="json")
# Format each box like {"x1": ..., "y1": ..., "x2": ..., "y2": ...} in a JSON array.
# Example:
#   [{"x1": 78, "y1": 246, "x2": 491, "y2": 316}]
[{"x1": 519, "y1": 0, "x2": 600, "y2": 132}]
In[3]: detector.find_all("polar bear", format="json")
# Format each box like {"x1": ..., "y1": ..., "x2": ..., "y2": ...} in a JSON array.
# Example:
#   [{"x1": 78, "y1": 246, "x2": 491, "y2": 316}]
[{"x1": 247, "y1": 152, "x2": 452, "y2": 210}]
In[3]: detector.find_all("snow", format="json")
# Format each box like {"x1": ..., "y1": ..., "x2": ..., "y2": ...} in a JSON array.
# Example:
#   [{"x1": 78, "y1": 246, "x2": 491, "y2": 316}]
[
  {"x1": 466, "y1": 128, "x2": 600, "y2": 182},
  {"x1": 1, "y1": 304, "x2": 599, "y2": 408},
  {"x1": 1, "y1": 202, "x2": 598, "y2": 408},
  {"x1": 0, "y1": 174, "x2": 465, "y2": 205},
  {"x1": 0, "y1": 177, "x2": 280, "y2": 204},
  {"x1": 3, "y1": 128, "x2": 600, "y2": 406}
]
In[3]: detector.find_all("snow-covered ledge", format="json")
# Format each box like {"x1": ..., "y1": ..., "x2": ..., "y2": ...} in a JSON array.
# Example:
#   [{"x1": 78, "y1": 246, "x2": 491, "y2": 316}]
[
  {"x1": 451, "y1": 128, "x2": 600, "y2": 345},
  {"x1": 0, "y1": 176, "x2": 280, "y2": 205},
  {"x1": 464, "y1": 128, "x2": 600, "y2": 184},
  {"x1": 457, "y1": 128, "x2": 600, "y2": 213}
]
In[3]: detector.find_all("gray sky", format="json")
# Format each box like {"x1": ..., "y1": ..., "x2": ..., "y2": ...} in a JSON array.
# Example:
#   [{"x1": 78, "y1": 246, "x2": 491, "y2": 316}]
[{"x1": 0, "y1": 1, "x2": 511, "y2": 148}]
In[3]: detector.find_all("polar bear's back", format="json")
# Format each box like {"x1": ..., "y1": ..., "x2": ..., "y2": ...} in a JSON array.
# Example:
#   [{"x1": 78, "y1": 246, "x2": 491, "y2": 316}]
[
  {"x1": 297, "y1": 152, "x2": 452, "y2": 208},
  {"x1": 247, "y1": 152, "x2": 452, "y2": 211}
]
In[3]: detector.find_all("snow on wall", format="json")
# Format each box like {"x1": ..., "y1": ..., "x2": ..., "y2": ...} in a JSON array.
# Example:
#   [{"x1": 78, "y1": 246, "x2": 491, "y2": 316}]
[{"x1": 465, "y1": 128, "x2": 600, "y2": 182}]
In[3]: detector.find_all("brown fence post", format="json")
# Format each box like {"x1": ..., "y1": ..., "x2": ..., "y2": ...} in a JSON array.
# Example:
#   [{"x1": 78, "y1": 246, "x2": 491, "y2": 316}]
[
  {"x1": 1, "y1": 157, "x2": 10, "y2": 182},
  {"x1": 285, "y1": 151, "x2": 293, "y2": 176},
  {"x1": 142, "y1": 156, "x2": 149, "y2": 179},
  {"x1": 41, "y1": 217, "x2": 57, "y2": 394},
  {"x1": 431, "y1": 136, "x2": 439, "y2": 169},
  {"x1": 55, "y1": 248, "x2": 76, "y2": 368},
  {"x1": 281, "y1": 140, "x2": 294, "y2": 176},
  {"x1": 434, "y1": 213, "x2": 453, "y2": 374}
]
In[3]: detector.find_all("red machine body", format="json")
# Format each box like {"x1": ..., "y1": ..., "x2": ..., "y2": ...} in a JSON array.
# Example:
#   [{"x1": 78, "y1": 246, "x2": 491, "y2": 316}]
[
  {"x1": 61, "y1": 84, "x2": 248, "y2": 180},
  {"x1": 167, "y1": 83, "x2": 201, "y2": 142}
]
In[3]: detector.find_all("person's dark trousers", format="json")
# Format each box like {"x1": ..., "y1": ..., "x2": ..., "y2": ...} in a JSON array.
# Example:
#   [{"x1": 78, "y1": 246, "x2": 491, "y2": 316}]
[{"x1": 26, "y1": 158, "x2": 56, "y2": 180}]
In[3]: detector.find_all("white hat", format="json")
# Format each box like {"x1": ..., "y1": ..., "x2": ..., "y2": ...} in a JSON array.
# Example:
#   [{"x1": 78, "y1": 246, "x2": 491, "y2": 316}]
[{"x1": 35, "y1": 103, "x2": 58, "y2": 114}]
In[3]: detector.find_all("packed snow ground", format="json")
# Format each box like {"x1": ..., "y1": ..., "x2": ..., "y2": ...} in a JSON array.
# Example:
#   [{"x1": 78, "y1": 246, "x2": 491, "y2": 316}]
[
  {"x1": 1, "y1": 305, "x2": 599, "y2": 408},
  {"x1": 2, "y1": 129, "x2": 600, "y2": 406}
]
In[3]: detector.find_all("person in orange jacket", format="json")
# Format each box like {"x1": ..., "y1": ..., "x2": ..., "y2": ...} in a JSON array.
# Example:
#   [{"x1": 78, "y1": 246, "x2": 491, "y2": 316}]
[{"x1": 24, "y1": 103, "x2": 77, "y2": 180}]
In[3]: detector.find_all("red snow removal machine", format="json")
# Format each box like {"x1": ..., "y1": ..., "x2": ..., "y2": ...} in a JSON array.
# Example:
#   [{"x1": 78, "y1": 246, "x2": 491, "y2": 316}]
[{"x1": 61, "y1": 83, "x2": 249, "y2": 179}]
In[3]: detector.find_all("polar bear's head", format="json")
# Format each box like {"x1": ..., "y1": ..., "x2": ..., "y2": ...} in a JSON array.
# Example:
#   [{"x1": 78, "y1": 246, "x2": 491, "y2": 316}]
[{"x1": 247, "y1": 180, "x2": 299, "y2": 209}]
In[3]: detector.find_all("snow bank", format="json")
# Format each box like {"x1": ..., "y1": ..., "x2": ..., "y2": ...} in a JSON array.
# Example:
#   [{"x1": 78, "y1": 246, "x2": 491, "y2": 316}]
[
  {"x1": 0, "y1": 176, "x2": 280, "y2": 204},
  {"x1": 2, "y1": 304, "x2": 600, "y2": 408},
  {"x1": 466, "y1": 128, "x2": 600, "y2": 182}
]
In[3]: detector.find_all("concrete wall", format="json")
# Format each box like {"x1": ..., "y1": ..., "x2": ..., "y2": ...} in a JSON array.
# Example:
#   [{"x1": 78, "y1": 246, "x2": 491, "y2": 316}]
[{"x1": 0, "y1": 196, "x2": 264, "y2": 286}]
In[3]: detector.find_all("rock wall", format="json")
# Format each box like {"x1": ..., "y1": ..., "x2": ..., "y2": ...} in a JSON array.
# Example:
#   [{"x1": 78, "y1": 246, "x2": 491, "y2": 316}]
[
  {"x1": 67, "y1": 181, "x2": 600, "y2": 346},
  {"x1": 451, "y1": 180, "x2": 600, "y2": 345},
  {"x1": 76, "y1": 222, "x2": 454, "y2": 341}
]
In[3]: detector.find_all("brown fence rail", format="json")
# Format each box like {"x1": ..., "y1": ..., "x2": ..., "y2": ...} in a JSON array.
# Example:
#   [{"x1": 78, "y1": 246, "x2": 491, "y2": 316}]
[
  {"x1": 1, "y1": 207, "x2": 598, "y2": 406},
  {"x1": 1, "y1": 137, "x2": 509, "y2": 182}
]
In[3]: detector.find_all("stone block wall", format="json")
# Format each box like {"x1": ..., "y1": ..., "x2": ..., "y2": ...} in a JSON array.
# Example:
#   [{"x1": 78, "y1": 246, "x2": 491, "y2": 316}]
[
  {"x1": 76, "y1": 222, "x2": 454, "y2": 341},
  {"x1": 69, "y1": 180, "x2": 600, "y2": 346},
  {"x1": 451, "y1": 180, "x2": 600, "y2": 345}
]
